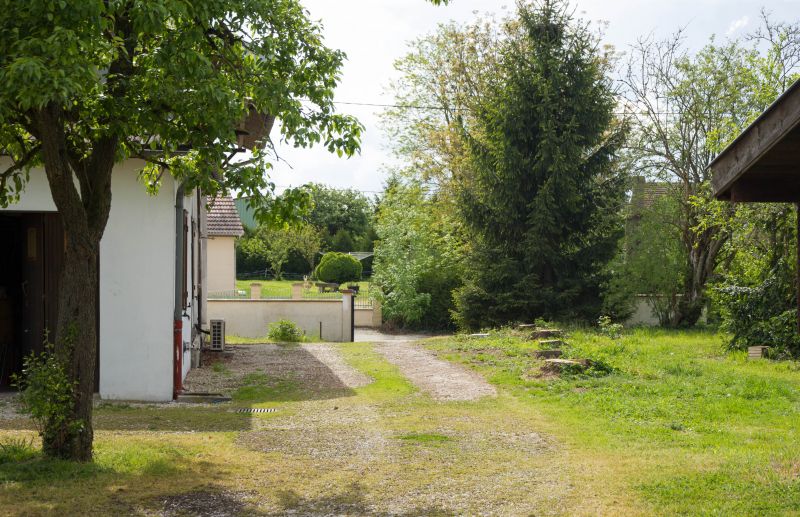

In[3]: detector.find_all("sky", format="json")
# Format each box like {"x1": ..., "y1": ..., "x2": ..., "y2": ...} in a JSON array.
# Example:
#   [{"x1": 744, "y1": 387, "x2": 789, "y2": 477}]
[{"x1": 267, "y1": 0, "x2": 799, "y2": 195}]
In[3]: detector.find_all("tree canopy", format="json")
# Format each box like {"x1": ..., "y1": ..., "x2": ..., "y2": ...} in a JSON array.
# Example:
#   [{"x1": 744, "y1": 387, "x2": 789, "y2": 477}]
[{"x1": 0, "y1": 0, "x2": 362, "y2": 461}]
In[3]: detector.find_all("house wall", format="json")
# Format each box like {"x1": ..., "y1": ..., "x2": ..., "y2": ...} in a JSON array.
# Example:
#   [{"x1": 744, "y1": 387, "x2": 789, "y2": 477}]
[
  {"x1": 207, "y1": 236, "x2": 237, "y2": 293},
  {"x1": 1, "y1": 159, "x2": 197, "y2": 401},
  {"x1": 207, "y1": 299, "x2": 351, "y2": 342}
]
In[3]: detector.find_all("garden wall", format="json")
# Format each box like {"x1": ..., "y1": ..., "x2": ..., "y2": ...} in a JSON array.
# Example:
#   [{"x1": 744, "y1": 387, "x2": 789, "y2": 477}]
[{"x1": 207, "y1": 296, "x2": 353, "y2": 342}]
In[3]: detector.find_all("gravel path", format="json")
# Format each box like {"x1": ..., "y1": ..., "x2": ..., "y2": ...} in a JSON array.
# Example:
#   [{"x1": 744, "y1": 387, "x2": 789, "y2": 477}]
[
  {"x1": 0, "y1": 393, "x2": 21, "y2": 420},
  {"x1": 183, "y1": 343, "x2": 372, "y2": 396},
  {"x1": 376, "y1": 341, "x2": 497, "y2": 401}
]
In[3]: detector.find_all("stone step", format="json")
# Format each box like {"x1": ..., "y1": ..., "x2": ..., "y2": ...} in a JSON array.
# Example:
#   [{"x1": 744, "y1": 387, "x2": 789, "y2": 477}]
[
  {"x1": 532, "y1": 349, "x2": 563, "y2": 359},
  {"x1": 468, "y1": 333, "x2": 490, "y2": 339},
  {"x1": 529, "y1": 329, "x2": 563, "y2": 339},
  {"x1": 538, "y1": 339, "x2": 565, "y2": 348},
  {"x1": 542, "y1": 358, "x2": 587, "y2": 373}
]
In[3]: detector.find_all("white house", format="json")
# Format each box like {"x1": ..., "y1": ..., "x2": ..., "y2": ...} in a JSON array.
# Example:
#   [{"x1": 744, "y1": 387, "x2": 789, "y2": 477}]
[
  {"x1": 206, "y1": 196, "x2": 244, "y2": 293},
  {"x1": 0, "y1": 159, "x2": 206, "y2": 401}
]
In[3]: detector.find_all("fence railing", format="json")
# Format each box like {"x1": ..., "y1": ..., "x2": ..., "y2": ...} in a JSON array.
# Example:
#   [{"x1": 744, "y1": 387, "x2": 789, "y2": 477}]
[{"x1": 209, "y1": 281, "x2": 374, "y2": 306}]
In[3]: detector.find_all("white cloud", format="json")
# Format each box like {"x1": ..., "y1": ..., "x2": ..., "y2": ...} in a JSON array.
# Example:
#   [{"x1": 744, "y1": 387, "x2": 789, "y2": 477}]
[{"x1": 726, "y1": 16, "x2": 750, "y2": 36}]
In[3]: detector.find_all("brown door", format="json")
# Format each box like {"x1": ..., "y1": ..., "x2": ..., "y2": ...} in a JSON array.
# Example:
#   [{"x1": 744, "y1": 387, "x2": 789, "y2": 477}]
[
  {"x1": 20, "y1": 213, "x2": 64, "y2": 355},
  {"x1": 20, "y1": 214, "x2": 45, "y2": 356}
]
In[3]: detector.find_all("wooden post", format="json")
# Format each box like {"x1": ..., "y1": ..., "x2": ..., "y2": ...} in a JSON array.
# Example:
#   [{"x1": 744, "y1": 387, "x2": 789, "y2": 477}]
[{"x1": 796, "y1": 203, "x2": 800, "y2": 333}]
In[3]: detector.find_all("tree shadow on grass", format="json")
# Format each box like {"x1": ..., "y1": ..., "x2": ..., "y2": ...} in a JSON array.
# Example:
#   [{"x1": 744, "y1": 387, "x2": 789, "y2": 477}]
[
  {"x1": 0, "y1": 439, "x2": 248, "y2": 516},
  {"x1": 272, "y1": 482, "x2": 451, "y2": 516},
  {"x1": 1, "y1": 344, "x2": 360, "y2": 434},
  {"x1": 198, "y1": 344, "x2": 360, "y2": 404}
]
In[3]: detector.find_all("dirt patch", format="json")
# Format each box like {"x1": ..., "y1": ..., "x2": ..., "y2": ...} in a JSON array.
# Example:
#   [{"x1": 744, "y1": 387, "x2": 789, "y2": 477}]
[
  {"x1": 376, "y1": 342, "x2": 496, "y2": 401},
  {"x1": 158, "y1": 488, "x2": 253, "y2": 516},
  {"x1": 182, "y1": 344, "x2": 372, "y2": 397}
]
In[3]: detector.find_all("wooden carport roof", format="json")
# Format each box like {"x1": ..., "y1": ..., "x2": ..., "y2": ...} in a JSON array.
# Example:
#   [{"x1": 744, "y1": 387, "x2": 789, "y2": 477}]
[
  {"x1": 711, "y1": 78, "x2": 800, "y2": 202},
  {"x1": 710, "y1": 77, "x2": 800, "y2": 332}
]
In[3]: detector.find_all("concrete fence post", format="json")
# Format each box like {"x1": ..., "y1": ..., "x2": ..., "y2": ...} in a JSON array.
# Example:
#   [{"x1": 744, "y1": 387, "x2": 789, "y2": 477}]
[
  {"x1": 291, "y1": 283, "x2": 304, "y2": 300},
  {"x1": 250, "y1": 283, "x2": 261, "y2": 300},
  {"x1": 340, "y1": 289, "x2": 354, "y2": 342}
]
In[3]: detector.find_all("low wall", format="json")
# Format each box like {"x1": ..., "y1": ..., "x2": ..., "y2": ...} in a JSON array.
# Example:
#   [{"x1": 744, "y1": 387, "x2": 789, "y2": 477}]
[
  {"x1": 626, "y1": 297, "x2": 660, "y2": 326},
  {"x1": 626, "y1": 295, "x2": 707, "y2": 327},
  {"x1": 354, "y1": 300, "x2": 382, "y2": 328},
  {"x1": 207, "y1": 298, "x2": 352, "y2": 342}
]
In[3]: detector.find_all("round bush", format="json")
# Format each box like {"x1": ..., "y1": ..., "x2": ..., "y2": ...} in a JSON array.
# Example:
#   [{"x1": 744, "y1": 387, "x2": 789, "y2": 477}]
[
  {"x1": 315, "y1": 252, "x2": 362, "y2": 284},
  {"x1": 268, "y1": 319, "x2": 304, "y2": 342}
]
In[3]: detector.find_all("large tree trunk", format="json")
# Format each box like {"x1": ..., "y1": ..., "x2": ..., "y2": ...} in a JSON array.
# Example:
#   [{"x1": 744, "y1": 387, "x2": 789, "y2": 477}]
[
  {"x1": 670, "y1": 224, "x2": 727, "y2": 327},
  {"x1": 45, "y1": 233, "x2": 100, "y2": 460},
  {"x1": 36, "y1": 104, "x2": 115, "y2": 461}
]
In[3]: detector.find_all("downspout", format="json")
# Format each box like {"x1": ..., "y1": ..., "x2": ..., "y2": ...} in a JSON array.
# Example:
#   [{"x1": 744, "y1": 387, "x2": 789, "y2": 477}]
[{"x1": 173, "y1": 182, "x2": 186, "y2": 399}]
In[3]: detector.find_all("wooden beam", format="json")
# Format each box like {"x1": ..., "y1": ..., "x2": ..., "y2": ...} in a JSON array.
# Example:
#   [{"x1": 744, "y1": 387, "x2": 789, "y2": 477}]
[
  {"x1": 729, "y1": 178, "x2": 800, "y2": 203},
  {"x1": 711, "y1": 79, "x2": 800, "y2": 198}
]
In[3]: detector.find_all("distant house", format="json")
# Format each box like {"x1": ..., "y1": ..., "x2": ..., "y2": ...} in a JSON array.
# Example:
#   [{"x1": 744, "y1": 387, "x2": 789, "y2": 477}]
[
  {"x1": 628, "y1": 176, "x2": 672, "y2": 220},
  {"x1": 207, "y1": 196, "x2": 245, "y2": 293}
]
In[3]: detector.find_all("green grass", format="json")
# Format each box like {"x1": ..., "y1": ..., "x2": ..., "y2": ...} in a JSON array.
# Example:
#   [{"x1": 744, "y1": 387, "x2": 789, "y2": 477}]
[
  {"x1": 2, "y1": 328, "x2": 799, "y2": 515},
  {"x1": 226, "y1": 334, "x2": 322, "y2": 345},
  {"x1": 425, "y1": 327, "x2": 800, "y2": 515},
  {"x1": 397, "y1": 432, "x2": 453, "y2": 444},
  {"x1": 234, "y1": 279, "x2": 370, "y2": 299}
]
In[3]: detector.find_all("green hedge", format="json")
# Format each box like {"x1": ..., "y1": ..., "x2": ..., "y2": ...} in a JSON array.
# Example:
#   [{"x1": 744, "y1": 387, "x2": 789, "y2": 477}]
[{"x1": 315, "y1": 252, "x2": 362, "y2": 284}]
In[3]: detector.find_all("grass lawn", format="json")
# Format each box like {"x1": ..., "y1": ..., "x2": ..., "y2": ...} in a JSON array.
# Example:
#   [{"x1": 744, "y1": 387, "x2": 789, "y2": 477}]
[
  {"x1": 426, "y1": 328, "x2": 800, "y2": 514},
  {"x1": 0, "y1": 328, "x2": 799, "y2": 515},
  {"x1": 232, "y1": 279, "x2": 371, "y2": 298}
]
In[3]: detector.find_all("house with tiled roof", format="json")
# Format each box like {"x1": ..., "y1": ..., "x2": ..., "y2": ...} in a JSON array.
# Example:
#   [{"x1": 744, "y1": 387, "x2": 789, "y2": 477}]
[{"x1": 207, "y1": 196, "x2": 245, "y2": 293}]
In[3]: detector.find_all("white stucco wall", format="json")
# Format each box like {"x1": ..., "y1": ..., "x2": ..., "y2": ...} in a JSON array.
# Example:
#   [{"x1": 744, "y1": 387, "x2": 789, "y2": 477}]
[
  {"x1": 207, "y1": 299, "x2": 348, "y2": 342},
  {"x1": 100, "y1": 163, "x2": 176, "y2": 401},
  {"x1": 207, "y1": 236, "x2": 237, "y2": 293},
  {"x1": 1, "y1": 159, "x2": 197, "y2": 401}
]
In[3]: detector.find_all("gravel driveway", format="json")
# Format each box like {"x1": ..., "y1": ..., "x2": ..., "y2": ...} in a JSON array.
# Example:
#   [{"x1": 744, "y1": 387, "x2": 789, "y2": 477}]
[
  {"x1": 355, "y1": 329, "x2": 497, "y2": 401},
  {"x1": 182, "y1": 343, "x2": 372, "y2": 397},
  {"x1": 376, "y1": 341, "x2": 497, "y2": 401}
]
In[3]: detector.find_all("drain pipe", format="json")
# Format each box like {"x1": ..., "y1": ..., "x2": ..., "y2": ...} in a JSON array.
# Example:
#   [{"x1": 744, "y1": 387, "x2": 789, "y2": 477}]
[{"x1": 173, "y1": 181, "x2": 186, "y2": 400}]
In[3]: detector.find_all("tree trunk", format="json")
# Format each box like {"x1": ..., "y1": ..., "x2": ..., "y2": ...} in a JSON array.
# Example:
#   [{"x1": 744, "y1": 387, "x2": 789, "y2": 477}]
[
  {"x1": 670, "y1": 226, "x2": 727, "y2": 328},
  {"x1": 44, "y1": 232, "x2": 99, "y2": 461},
  {"x1": 36, "y1": 104, "x2": 115, "y2": 461}
]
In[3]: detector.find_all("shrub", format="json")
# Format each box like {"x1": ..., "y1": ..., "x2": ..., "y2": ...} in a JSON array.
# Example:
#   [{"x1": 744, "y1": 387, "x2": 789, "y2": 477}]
[
  {"x1": 315, "y1": 252, "x2": 362, "y2": 284},
  {"x1": 713, "y1": 269, "x2": 800, "y2": 356},
  {"x1": 597, "y1": 315, "x2": 624, "y2": 339},
  {"x1": 12, "y1": 344, "x2": 82, "y2": 458},
  {"x1": 268, "y1": 319, "x2": 304, "y2": 342}
]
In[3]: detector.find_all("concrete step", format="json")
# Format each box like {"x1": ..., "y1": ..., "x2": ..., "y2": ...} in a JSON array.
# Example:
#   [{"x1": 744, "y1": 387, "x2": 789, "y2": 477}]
[
  {"x1": 538, "y1": 339, "x2": 565, "y2": 348},
  {"x1": 542, "y1": 358, "x2": 587, "y2": 373},
  {"x1": 529, "y1": 329, "x2": 563, "y2": 339},
  {"x1": 532, "y1": 349, "x2": 563, "y2": 359}
]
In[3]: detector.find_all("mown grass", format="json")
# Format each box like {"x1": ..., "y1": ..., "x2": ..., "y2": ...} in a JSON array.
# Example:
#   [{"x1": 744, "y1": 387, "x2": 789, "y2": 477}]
[
  {"x1": 234, "y1": 279, "x2": 370, "y2": 299},
  {"x1": 1, "y1": 328, "x2": 798, "y2": 515},
  {"x1": 426, "y1": 327, "x2": 800, "y2": 515}
]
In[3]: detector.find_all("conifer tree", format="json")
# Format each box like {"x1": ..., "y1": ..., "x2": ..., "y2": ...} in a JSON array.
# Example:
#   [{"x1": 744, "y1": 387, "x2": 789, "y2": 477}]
[{"x1": 454, "y1": 0, "x2": 626, "y2": 328}]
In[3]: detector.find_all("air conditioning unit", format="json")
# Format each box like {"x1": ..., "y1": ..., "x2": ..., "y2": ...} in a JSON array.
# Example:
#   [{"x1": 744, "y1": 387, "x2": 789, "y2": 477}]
[{"x1": 210, "y1": 320, "x2": 225, "y2": 351}]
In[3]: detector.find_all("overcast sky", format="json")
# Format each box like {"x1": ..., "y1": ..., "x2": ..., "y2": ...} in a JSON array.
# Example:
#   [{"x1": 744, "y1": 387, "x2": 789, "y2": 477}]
[{"x1": 267, "y1": 0, "x2": 798, "y2": 195}]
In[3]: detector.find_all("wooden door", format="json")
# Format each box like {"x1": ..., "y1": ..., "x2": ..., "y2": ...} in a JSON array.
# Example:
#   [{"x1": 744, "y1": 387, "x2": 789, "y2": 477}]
[{"x1": 20, "y1": 214, "x2": 45, "y2": 356}]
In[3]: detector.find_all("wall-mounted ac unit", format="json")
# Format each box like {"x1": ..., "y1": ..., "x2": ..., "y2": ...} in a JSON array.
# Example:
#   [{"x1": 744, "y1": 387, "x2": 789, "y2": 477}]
[{"x1": 210, "y1": 320, "x2": 225, "y2": 351}]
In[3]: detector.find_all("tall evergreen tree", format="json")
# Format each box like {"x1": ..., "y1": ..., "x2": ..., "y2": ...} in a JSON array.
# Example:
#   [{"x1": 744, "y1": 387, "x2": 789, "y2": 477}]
[{"x1": 454, "y1": 0, "x2": 626, "y2": 329}]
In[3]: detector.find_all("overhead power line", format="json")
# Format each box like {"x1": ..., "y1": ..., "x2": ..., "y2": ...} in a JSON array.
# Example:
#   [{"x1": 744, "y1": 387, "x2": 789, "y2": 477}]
[{"x1": 326, "y1": 99, "x2": 684, "y2": 116}]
